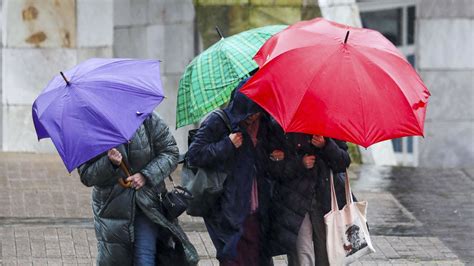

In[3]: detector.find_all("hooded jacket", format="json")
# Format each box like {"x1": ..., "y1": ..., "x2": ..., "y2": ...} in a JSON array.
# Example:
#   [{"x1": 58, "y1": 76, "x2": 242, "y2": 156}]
[
  {"x1": 78, "y1": 113, "x2": 199, "y2": 265},
  {"x1": 186, "y1": 90, "x2": 272, "y2": 261},
  {"x1": 264, "y1": 120, "x2": 352, "y2": 263}
]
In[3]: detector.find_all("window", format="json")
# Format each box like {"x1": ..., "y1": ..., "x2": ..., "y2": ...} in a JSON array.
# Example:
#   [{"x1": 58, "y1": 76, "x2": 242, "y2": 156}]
[
  {"x1": 361, "y1": 8, "x2": 402, "y2": 46},
  {"x1": 392, "y1": 138, "x2": 403, "y2": 152},
  {"x1": 407, "y1": 6, "x2": 415, "y2": 45},
  {"x1": 407, "y1": 54, "x2": 415, "y2": 66},
  {"x1": 358, "y1": 0, "x2": 418, "y2": 166}
]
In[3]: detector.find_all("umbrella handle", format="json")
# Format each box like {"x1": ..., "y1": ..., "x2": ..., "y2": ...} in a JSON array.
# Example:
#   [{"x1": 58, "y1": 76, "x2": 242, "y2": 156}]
[{"x1": 118, "y1": 161, "x2": 132, "y2": 188}]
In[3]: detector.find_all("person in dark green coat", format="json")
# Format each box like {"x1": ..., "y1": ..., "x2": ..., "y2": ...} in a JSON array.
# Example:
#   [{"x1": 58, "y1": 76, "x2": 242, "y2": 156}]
[{"x1": 78, "y1": 112, "x2": 198, "y2": 265}]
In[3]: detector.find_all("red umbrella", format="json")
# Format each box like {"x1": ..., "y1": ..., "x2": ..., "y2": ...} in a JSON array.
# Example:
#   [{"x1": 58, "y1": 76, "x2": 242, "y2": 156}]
[{"x1": 240, "y1": 18, "x2": 430, "y2": 147}]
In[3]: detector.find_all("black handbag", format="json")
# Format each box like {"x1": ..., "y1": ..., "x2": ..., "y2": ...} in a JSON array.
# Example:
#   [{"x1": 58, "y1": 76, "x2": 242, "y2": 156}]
[
  {"x1": 142, "y1": 116, "x2": 193, "y2": 220},
  {"x1": 161, "y1": 175, "x2": 193, "y2": 220}
]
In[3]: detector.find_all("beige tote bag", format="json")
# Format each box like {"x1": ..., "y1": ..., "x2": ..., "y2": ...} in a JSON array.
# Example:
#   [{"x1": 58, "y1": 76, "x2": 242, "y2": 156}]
[{"x1": 324, "y1": 172, "x2": 375, "y2": 265}]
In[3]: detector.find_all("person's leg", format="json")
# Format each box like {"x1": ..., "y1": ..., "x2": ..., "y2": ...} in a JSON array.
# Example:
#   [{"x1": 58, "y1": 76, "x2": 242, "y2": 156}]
[
  {"x1": 220, "y1": 258, "x2": 240, "y2": 266},
  {"x1": 240, "y1": 214, "x2": 260, "y2": 266},
  {"x1": 134, "y1": 211, "x2": 159, "y2": 266},
  {"x1": 220, "y1": 214, "x2": 261, "y2": 266},
  {"x1": 289, "y1": 213, "x2": 316, "y2": 266},
  {"x1": 287, "y1": 254, "x2": 298, "y2": 266},
  {"x1": 311, "y1": 204, "x2": 330, "y2": 266}
]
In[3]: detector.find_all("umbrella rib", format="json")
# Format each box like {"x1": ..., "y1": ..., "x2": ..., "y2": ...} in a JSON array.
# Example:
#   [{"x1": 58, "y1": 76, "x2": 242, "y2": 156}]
[
  {"x1": 207, "y1": 50, "x2": 217, "y2": 96},
  {"x1": 355, "y1": 34, "x2": 406, "y2": 59},
  {"x1": 193, "y1": 58, "x2": 214, "y2": 118},
  {"x1": 358, "y1": 45, "x2": 429, "y2": 103},
  {"x1": 187, "y1": 49, "x2": 250, "y2": 122},
  {"x1": 59, "y1": 92, "x2": 72, "y2": 165},
  {"x1": 74, "y1": 59, "x2": 153, "y2": 83},
  {"x1": 35, "y1": 86, "x2": 68, "y2": 119},
  {"x1": 95, "y1": 83, "x2": 166, "y2": 107},
  {"x1": 176, "y1": 76, "x2": 190, "y2": 128},
  {"x1": 230, "y1": 35, "x2": 255, "y2": 51},
  {"x1": 347, "y1": 50, "x2": 369, "y2": 146},
  {"x1": 351, "y1": 48, "x2": 425, "y2": 135},
  {"x1": 72, "y1": 86, "x2": 129, "y2": 141},
  {"x1": 188, "y1": 80, "x2": 239, "y2": 121},
  {"x1": 82, "y1": 79, "x2": 165, "y2": 99},
  {"x1": 224, "y1": 40, "x2": 257, "y2": 75},
  {"x1": 285, "y1": 46, "x2": 343, "y2": 131}
]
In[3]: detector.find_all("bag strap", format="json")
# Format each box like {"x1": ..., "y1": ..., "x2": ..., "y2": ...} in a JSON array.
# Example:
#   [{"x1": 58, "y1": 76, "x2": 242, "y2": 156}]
[
  {"x1": 329, "y1": 170, "x2": 354, "y2": 212},
  {"x1": 329, "y1": 173, "x2": 339, "y2": 211},
  {"x1": 214, "y1": 109, "x2": 232, "y2": 133},
  {"x1": 143, "y1": 115, "x2": 174, "y2": 185},
  {"x1": 344, "y1": 170, "x2": 353, "y2": 205}
]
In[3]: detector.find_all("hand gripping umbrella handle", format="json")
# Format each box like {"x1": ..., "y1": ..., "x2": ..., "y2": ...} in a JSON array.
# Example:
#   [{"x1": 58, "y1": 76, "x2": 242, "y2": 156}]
[{"x1": 118, "y1": 161, "x2": 132, "y2": 188}]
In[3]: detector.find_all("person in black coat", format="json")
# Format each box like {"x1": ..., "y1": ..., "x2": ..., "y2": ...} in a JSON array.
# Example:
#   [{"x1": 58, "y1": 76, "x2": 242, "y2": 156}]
[
  {"x1": 187, "y1": 89, "x2": 274, "y2": 266},
  {"x1": 264, "y1": 119, "x2": 351, "y2": 266}
]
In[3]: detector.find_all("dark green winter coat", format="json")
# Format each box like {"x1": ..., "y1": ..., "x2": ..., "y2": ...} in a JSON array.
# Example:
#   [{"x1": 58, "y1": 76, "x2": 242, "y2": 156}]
[{"x1": 78, "y1": 112, "x2": 199, "y2": 265}]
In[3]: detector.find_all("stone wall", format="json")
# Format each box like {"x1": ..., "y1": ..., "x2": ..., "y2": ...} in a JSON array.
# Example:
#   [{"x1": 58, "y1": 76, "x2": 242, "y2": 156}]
[
  {"x1": 1, "y1": 0, "x2": 321, "y2": 155},
  {"x1": 417, "y1": 0, "x2": 474, "y2": 167},
  {"x1": 113, "y1": 0, "x2": 196, "y2": 153},
  {"x1": 1, "y1": 0, "x2": 113, "y2": 152}
]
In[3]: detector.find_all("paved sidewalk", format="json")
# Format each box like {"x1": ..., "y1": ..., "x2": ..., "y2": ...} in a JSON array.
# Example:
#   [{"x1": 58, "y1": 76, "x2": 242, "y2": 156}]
[
  {"x1": 0, "y1": 153, "x2": 470, "y2": 265},
  {"x1": 0, "y1": 226, "x2": 464, "y2": 265},
  {"x1": 0, "y1": 225, "x2": 464, "y2": 265}
]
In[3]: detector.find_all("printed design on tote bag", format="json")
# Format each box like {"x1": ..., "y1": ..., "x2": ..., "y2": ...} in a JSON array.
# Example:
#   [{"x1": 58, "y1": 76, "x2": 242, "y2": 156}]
[{"x1": 342, "y1": 224, "x2": 368, "y2": 256}]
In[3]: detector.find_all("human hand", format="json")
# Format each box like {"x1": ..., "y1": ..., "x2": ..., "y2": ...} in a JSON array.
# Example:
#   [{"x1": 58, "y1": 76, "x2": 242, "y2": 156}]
[
  {"x1": 270, "y1": 150, "x2": 285, "y2": 161},
  {"x1": 302, "y1": 155, "x2": 316, "y2": 169},
  {"x1": 107, "y1": 148, "x2": 122, "y2": 166},
  {"x1": 311, "y1": 135, "x2": 326, "y2": 148},
  {"x1": 126, "y1": 173, "x2": 146, "y2": 190},
  {"x1": 229, "y1": 132, "x2": 243, "y2": 148}
]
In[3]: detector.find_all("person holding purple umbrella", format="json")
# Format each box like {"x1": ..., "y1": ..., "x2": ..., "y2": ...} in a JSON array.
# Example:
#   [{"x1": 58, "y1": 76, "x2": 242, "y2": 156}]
[
  {"x1": 78, "y1": 112, "x2": 199, "y2": 265},
  {"x1": 78, "y1": 113, "x2": 198, "y2": 265},
  {"x1": 33, "y1": 58, "x2": 199, "y2": 265}
]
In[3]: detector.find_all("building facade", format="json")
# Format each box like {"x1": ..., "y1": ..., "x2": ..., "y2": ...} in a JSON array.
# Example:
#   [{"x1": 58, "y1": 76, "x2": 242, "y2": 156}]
[{"x1": 356, "y1": 0, "x2": 474, "y2": 167}]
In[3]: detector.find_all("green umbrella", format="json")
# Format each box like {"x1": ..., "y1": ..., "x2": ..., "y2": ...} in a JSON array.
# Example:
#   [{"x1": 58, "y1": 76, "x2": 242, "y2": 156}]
[{"x1": 176, "y1": 24, "x2": 287, "y2": 128}]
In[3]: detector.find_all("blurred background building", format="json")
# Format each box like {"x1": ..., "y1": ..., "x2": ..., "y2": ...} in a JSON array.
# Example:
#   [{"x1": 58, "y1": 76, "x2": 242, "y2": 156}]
[
  {"x1": 357, "y1": 0, "x2": 473, "y2": 168},
  {"x1": 0, "y1": 0, "x2": 472, "y2": 168}
]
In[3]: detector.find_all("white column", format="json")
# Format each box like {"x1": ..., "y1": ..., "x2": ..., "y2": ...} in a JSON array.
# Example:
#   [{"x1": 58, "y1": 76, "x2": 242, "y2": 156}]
[
  {"x1": 417, "y1": 0, "x2": 474, "y2": 167},
  {"x1": 318, "y1": 0, "x2": 362, "y2": 27},
  {"x1": 113, "y1": 0, "x2": 196, "y2": 153}
]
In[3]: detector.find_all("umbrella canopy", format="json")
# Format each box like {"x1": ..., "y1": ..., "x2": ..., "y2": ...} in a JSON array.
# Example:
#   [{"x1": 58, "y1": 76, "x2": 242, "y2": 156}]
[
  {"x1": 176, "y1": 24, "x2": 287, "y2": 128},
  {"x1": 32, "y1": 58, "x2": 165, "y2": 172},
  {"x1": 241, "y1": 18, "x2": 430, "y2": 147}
]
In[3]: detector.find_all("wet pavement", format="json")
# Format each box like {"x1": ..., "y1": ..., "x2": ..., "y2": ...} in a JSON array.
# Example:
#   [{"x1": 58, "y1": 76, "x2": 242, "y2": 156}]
[
  {"x1": 0, "y1": 152, "x2": 471, "y2": 265},
  {"x1": 352, "y1": 165, "x2": 474, "y2": 263}
]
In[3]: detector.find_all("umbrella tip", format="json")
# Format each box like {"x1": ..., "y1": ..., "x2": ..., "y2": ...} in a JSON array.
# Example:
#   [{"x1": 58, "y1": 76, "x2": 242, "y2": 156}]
[
  {"x1": 344, "y1": 30, "x2": 350, "y2": 44},
  {"x1": 60, "y1": 71, "x2": 70, "y2": 86},
  {"x1": 215, "y1": 26, "x2": 225, "y2": 39}
]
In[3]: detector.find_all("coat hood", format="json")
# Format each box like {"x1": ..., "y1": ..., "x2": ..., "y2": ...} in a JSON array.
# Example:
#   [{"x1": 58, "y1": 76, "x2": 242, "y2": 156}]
[{"x1": 224, "y1": 79, "x2": 263, "y2": 131}]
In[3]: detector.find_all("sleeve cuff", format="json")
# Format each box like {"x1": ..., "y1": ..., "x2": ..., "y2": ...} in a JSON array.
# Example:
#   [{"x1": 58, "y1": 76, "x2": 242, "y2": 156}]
[
  {"x1": 222, "y1": 136, "x2": 237, "y2": 155},
  {"x1": 322, "y1": 138, "x2": 338, "y2": 155}
]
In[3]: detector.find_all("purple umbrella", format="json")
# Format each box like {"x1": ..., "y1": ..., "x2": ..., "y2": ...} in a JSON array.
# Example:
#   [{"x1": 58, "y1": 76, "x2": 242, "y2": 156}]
[{"x1": 32, "y1": 58, "x2": 165, "y2": 173}]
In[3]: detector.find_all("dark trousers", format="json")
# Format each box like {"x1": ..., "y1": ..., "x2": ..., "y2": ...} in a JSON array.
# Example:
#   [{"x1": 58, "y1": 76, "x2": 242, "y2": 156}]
[
  {"x1": 220, "y1": 214, "x2": 268, "y2": 266},
  {"x1": 310, "y1": 199, "x2": 330, "y2": 266}
]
